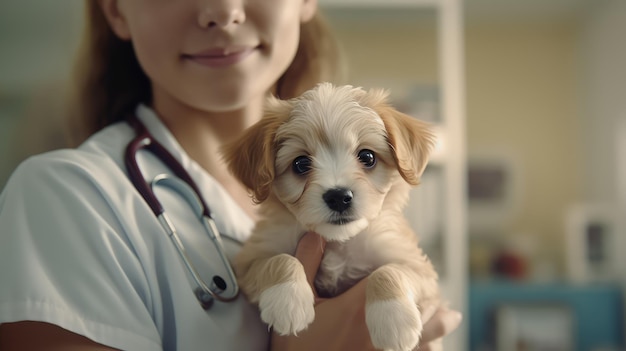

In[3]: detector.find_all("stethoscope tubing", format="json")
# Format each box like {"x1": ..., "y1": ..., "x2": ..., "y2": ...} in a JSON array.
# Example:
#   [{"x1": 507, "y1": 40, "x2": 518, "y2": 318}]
[
  {"x1": 124, "y1": 116, "x2": 239, "y2": 308},
  {"x1": 151, "y1": 174, "x2": 239, "y2": 304},
  {"x1": 125, "y1": 118, "x2": 210, "y2": 218}
]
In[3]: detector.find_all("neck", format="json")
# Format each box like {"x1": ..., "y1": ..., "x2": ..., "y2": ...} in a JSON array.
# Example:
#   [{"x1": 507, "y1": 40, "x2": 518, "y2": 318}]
[{"x1": 151, "y1": 94, "x2": 264, "y2": 220}]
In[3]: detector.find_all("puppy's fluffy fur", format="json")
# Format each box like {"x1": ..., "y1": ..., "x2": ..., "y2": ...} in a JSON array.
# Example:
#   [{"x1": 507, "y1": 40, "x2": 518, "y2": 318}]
[{"x1": 223, "y1": 83, "x2": 441, "y2": 351}]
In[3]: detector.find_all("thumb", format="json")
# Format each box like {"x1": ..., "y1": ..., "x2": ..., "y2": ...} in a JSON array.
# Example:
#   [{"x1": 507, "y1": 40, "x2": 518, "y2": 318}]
[{"x1": 294, "y1": 232, "x2": 326, "y2": 293}]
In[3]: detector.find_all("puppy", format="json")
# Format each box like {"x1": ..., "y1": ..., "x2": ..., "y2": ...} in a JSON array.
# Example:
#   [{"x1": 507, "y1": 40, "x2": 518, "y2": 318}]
[{"x1": 223, "y1": 83, "x2": 441, "y2": 351}]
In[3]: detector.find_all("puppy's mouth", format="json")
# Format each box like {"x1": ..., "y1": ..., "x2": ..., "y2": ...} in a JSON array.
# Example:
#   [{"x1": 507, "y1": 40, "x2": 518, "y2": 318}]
[{"x1": 328, "y1": 215, "x2": 356, "y2": 225}]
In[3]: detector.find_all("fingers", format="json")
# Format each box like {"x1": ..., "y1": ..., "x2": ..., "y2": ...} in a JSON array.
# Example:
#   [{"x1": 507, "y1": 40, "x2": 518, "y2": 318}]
[
  {"x1": 419, "y1": 307, "x2": 463, "y2": 344},
  {"x1": 420, "y1": 304, "x2": 438, "y2": 323},
  {"x1": 294, "y1": 232, "x2": 326, "y2": 294},
  {"x1": 414, "y1": 339, "x2": 443, "y2": 351}
]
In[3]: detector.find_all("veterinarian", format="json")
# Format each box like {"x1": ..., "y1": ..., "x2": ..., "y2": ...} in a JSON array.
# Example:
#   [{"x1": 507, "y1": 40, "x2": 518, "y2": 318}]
[{"x1": 0, "y1": 0, "x2": 461, "y2": 350}]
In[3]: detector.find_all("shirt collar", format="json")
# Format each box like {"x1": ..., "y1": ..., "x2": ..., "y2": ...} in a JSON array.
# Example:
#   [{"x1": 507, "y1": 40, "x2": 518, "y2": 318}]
[
  {"x1": 135, "y1": 103, "x2": 191, "y2": 171},
  {"x1": 134, "y1": 104, "x2": 254, "y2": 243}
]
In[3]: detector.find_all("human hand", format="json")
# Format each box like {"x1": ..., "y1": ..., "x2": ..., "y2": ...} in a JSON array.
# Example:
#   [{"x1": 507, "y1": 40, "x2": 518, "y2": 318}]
[
  {"x1": 417, "y1": 304, "x2": 463, "y2": 351},
  {"x1": 270, "y1": 232, "x2": 462, "y2": 351}
]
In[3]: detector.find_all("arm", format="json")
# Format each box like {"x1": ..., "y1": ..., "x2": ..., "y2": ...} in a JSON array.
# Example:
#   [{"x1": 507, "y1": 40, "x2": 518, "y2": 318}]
[
  {"x1": 0, "y1": 322, "x2": 118, "y2": 351},
  {"x1": 271, "y1": 232, "x2": 462, "y2": 351},
  {"x1": 0, "y1": 154, "x2": 162, "y2": 350}
]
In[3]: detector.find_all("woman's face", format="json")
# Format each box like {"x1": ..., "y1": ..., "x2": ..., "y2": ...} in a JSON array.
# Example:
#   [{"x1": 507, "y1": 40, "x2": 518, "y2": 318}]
[{"x1": 102, "y1": 0, "x2": 316, "y2": 113}]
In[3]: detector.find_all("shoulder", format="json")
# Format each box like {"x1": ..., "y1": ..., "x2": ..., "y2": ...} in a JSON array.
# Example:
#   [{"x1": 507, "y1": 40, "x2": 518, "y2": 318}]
[
  {"x1": 14, "y1": 148, "x2": 116, "y2": 177},
  {"x1": 4, "y1": 148, "x2": 124, "y2": 205},
  {"x1": 5, "y1": 121, "x2": 132, "y2": 193},
  {"x1": 1, "y1": 121, "x2": 136, "y2": 235},
  {"x1": 0, "y1": 149, "x2": 129, "y2": 246}
]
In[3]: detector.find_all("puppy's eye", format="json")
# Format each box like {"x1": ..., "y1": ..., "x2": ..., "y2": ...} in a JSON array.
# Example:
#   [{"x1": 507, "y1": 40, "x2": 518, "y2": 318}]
[
  {"x1": 358, "y1": 149, "x2": 376, "y2": 168},
  {"x1": 292, "y1": 156, "x2": 312, "y2": 175}
]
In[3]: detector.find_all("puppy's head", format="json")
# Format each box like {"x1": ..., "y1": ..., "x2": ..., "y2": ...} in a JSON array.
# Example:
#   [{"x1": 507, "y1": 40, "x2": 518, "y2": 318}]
[{"x1": 223, "y1": 83, "x2": 435, "y2": 242}]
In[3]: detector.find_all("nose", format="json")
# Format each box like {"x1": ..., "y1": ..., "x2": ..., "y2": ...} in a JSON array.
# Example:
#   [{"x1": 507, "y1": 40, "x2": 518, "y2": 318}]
[
  {"x1": 198, "y1": 0, "x2": 246, "y2": 29},
  {"x1": 323, "y1": 188, "x2": 353, "y2": 213}
]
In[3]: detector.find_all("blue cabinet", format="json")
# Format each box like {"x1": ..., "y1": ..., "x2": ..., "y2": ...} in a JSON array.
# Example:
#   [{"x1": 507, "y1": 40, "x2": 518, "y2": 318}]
[{"x1": 469, "y1": 282, "x2": 625, "y2": 351}]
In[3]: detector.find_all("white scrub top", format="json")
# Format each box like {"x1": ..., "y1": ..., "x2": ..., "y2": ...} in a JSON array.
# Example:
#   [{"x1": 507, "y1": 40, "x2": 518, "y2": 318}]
[{"x1": 0, "y1": 105, "x2": 269, "y2": 351}]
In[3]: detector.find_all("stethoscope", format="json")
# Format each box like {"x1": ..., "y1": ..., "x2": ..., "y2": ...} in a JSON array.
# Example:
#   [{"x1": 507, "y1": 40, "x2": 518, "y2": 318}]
[{"x1": 125, "y1": 115, "x2": 239, "y2": 310}]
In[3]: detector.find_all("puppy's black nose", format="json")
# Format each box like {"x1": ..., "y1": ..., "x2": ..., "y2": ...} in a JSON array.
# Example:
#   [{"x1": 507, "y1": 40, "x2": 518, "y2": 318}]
[{"x1": 323, "y1": 188, "x2": 353, "y2": 213}]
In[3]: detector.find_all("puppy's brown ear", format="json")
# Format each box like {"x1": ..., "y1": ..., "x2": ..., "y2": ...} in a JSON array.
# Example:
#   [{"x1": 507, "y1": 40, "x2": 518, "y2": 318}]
[
  {"x1": 221, "y1": 96, "x2": 293, "y2": 203},
  {"x1": 375, "y1": 104, "x2": 436, "y2": 186}
]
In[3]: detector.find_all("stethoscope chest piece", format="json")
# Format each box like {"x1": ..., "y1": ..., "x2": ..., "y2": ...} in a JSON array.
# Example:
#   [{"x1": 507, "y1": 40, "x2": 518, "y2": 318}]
[{"x1": 196, "y1": 275, "x2": 229, "y2": 310}]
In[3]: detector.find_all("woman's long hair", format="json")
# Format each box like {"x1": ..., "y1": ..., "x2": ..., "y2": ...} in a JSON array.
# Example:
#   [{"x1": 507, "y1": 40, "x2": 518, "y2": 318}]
[{"x1": 68, "y1": 2, "x2": 342, "y2": 144}]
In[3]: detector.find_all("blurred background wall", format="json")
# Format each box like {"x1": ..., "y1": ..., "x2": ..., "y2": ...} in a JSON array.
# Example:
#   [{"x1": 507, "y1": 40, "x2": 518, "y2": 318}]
[{"x1": 0, "y1": 0, "x2": 84, "y2": 186}]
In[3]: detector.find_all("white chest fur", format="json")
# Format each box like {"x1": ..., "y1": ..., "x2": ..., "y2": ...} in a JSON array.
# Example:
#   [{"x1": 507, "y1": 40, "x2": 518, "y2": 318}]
[{"x1": 314, "y1": 220, "x2": 417, "y2": 297}]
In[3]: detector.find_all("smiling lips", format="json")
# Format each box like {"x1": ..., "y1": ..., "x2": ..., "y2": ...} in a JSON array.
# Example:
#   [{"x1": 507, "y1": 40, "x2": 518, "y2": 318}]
[{"x1": 183, "y1": 46, "x2": 256, "y2": 67}]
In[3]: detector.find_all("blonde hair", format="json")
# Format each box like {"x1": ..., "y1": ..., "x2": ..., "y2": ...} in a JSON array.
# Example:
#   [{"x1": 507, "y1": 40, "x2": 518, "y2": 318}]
[{"x1": 68, "y1": 2, "x2": 341, "y2": 144}]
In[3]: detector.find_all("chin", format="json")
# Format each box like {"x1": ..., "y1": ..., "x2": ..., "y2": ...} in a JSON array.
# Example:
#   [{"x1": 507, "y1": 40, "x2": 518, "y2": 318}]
[
  {"x1": 189, "y1": 80, "x2": 264, "y2": 113},
  {"x1": 310, "y1": 218, "x2": 369, "y2": 243},
  {"x1": 222, "y1": 83, "x2": 444, "y2": 350}
]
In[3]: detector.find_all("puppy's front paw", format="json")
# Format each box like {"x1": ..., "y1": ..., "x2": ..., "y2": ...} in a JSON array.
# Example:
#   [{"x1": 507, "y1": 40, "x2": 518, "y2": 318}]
[
  {"x1": 366, "y1": 298, "x2": 423, "y2": 351},
  {"x1": 258, "y1": 280, "x2": 315, "y2": 335}
]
